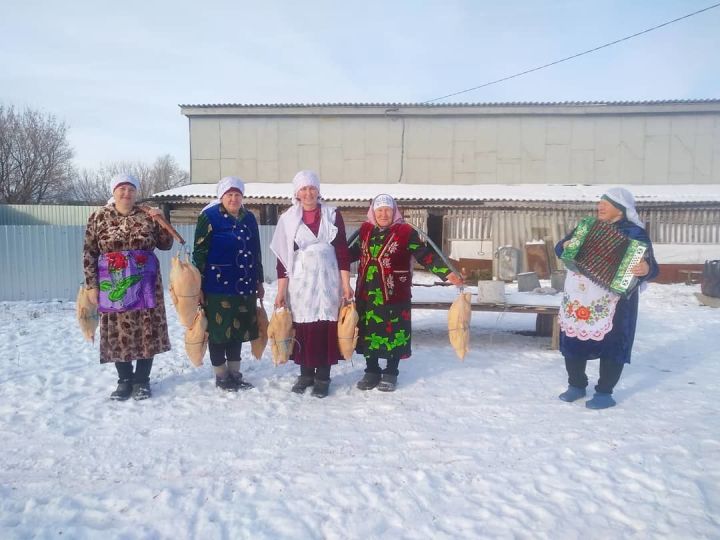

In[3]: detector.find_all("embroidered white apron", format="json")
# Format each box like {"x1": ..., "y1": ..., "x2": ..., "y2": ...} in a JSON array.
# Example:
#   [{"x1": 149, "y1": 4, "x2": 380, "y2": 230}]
[
  {"x1": 287, "y1": 213, "x2": 341, "y2": 323},
  {"x1": 559, "y1": 271, "x2": 620, "y2": 341}
]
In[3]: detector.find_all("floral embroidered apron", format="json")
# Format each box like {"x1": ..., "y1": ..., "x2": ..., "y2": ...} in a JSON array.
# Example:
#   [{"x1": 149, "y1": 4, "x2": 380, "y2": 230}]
[{"x1": 559, "y1": 271, "x2": 620, "y2": 341}]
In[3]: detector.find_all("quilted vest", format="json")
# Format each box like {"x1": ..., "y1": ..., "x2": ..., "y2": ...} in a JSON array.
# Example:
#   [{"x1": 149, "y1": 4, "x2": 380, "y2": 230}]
[{"x1": 203, "y1": 205, "x2": 260, "y2": 296}]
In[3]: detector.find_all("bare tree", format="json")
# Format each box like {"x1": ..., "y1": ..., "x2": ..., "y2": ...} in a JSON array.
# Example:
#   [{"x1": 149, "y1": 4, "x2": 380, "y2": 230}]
[
  {"x1": 68, "y1": 168, "x2": 110, "y2": 205},
  {"x1": 0, "y1": 105, "x2": 75, "y2": 203},
  {"x1": 149, "y1": 154, "x2": 189, "y2": 196},
  {"x1": 68, "y1": 156, "x2": 189, "y2": 204}
]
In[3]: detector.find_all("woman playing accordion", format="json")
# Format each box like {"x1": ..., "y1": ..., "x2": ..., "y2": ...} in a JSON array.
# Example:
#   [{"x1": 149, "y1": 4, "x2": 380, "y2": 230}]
[{"x1": 555, "y1": 187, "x2": 658, "y2": 409}]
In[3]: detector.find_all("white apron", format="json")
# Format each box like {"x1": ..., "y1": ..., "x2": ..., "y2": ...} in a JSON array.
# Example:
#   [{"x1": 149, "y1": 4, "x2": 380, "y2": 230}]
[
  {"x1": 559, "y1": 271, "x2": 620, "y2": 341},
  {"x1": 287, "y1": 209, "x2": 341, "y2": 323}
]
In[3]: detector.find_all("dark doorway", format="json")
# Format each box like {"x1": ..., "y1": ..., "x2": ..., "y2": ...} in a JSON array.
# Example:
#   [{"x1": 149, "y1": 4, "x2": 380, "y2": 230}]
[{"x1": 427, "y1": 213, "x2": 443, "y2": 250}]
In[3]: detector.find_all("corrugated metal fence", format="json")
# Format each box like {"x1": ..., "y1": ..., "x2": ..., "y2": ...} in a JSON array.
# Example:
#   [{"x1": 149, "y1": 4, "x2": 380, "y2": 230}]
[
  {"x1": 443, "y1": 207, "x2": 720, "y2": 275},
  {"x1": 444, "y1": 208, "x2": 586, "y2": 248},
  {"x1": 4, "y1": 207, "x2": 717, "y2": 300},
  {"x1": 0, "y1": 225, "x2": 282, "y2": 301},
  {"x1": 445, "y1": 208, "x2": 720, "y2": 247},
  {"x1": 646, "y1": 208, "x2": 720, "y2": 244},
  {"x1": 0, "y1": 204, "x2": 97, "y2": 225}
]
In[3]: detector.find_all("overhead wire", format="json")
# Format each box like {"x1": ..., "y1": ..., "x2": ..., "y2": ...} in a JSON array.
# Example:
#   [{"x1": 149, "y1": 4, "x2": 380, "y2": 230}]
[{"x1": 422, "y1": 3, "x2": 720, "y2": 103}]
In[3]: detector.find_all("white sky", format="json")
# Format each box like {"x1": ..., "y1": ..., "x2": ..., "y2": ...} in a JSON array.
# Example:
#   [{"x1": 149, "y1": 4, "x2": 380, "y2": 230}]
[{"x1": 2, "y1": 0, "x2": 719, "y2": 171}]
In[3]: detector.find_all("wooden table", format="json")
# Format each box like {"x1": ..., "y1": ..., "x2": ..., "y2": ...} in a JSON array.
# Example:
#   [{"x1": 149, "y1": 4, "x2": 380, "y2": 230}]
[
  {"x1": 412, "y1": 301, "x2": 560, "y2": 350},
  {"x1": 678, "y1": 269, "x2": 703, "y2": 285}
]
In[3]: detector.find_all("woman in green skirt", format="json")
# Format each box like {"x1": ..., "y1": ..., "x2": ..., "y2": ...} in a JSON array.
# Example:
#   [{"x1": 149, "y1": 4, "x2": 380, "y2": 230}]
[
  {"x1": 350, "y1": 194, "x2": 462, "y2": 392},
  {"x1": 193, "y1": 176, "x2": 264, "y2": 391}
]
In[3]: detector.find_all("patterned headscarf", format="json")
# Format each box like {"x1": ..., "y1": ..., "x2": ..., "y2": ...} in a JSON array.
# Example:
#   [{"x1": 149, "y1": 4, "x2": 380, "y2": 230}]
[{"x1": 367, "y1": 194, "x2": 404, "y2": 227}]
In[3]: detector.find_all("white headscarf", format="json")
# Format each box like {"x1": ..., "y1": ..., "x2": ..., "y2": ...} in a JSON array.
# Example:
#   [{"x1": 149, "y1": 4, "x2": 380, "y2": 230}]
[
  {"x1": 292, "y1": 170, "x2": 321, "y2": 201},
  {"x1": 110, "y1": 173, "x2": 140, "y2": 193},
  {"x1": 107, "y1": 173, "x2": 140, "y2": 205},
  {"x1": 367, "y1": 194, "x2": 404, "y2": 227},
  {"x1": 270, "y1": 170, "x2": 323, "y2": 275},
  {"x1": 602, "y1": 187, "x2": 644, "y2": 228},
  {"x1": 202, "y1": 176, "x2": 246, "y2": 212}
]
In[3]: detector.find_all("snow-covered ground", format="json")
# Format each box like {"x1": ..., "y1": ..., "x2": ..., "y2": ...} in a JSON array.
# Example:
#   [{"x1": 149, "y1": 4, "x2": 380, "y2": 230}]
[{"x1": 1, "y1": 276, "x2": 719, "y2": 539}]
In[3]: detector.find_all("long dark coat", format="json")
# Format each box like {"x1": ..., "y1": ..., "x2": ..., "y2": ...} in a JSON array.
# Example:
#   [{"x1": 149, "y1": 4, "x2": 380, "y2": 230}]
[{"x1": 555, "y1": 218, "x2": 659, "y2": 364}]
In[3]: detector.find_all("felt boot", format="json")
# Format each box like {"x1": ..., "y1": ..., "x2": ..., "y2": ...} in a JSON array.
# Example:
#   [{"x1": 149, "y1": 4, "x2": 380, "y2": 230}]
[
  {"x1": 110, "y1": 379, "x2": 133, "y2": 401},
  {"x1": 229, "y1": 371, "x2": 254, "y2": 390},
  {"x1": 356, "y1": 372, "x2": 381, "y2": 391},
  {"x1": 585, "y1": 392, "x2": 616, "y2": 410},
  {"x1": 215, "y1": 375, "x2": 239, "y2": 392},
  {"x1": 311, "y1": 378, "x2": 330, "y2": 398},
  {"x1": 131, "y1": 382, "x2": 152, "y2": 400},
  {"x1": 558, "y1": 385, "x2": 587, "y2": 403},
  {"x1": 291, "y1": 375, "x2": 315, "y2": 394},
  {"x1": 377, "y1": 374, "x2": 397, "y2": 392}
]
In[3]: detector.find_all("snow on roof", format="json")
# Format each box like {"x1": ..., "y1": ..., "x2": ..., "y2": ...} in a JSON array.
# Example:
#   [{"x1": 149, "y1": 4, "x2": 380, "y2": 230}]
[
  {"x1": 151, "y1": 183, "x2": 720, "y2": 204},
  {"x1": 179, "y1": 99, "x2": 720, "y2": 109}
]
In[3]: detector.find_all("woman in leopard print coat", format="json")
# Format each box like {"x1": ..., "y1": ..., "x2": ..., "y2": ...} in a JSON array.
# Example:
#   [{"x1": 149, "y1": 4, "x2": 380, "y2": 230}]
[{"x1": 82, "y1": 174, "x2": 174, "y2": 400}]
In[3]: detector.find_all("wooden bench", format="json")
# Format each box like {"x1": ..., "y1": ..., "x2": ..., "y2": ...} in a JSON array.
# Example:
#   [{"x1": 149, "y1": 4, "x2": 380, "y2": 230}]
[{"x1": 412, "y1": 301, "x2": 560, "y2": 350}]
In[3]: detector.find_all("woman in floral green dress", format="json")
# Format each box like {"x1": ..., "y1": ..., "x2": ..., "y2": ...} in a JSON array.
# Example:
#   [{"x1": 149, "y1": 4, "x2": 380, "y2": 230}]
[{"x1": 349, "y1": 194, "x2": 462, "y2": 392}]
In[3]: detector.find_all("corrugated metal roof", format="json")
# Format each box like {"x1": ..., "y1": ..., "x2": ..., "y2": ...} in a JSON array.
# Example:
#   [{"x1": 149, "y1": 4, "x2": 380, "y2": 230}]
[
  {"x1": 179, "y1": 99, "x2": 720, "y2": 108},
  {"x1": 150, "y1": 183, "x2": 720, "y2": 204}
]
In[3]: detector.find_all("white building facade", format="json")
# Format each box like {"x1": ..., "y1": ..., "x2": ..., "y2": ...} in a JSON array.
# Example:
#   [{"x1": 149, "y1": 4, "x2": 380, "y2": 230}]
[{"x1": 180, "y1": 100, "x2": 720, "y2": 186}]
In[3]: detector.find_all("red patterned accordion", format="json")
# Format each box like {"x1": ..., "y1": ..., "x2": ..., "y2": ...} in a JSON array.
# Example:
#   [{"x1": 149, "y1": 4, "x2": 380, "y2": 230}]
[{"x1": 561, "y1": 217, "x2": 648, "y2": 297}]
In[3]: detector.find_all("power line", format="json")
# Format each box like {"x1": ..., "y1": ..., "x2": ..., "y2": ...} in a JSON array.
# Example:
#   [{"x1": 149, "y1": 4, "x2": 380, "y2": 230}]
[{"x1": 423, "y1": 3, "x2": 720, "y2": 103}]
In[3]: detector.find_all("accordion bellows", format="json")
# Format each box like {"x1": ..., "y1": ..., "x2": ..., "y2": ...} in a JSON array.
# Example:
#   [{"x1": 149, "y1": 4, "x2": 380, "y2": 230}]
[{"x1": 561, "y1": 217, "x2": 648, "y2": 297}]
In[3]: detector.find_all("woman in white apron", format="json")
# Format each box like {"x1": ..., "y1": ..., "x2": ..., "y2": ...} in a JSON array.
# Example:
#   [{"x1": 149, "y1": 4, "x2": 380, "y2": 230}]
[{"x1": 270, "y1": 171, "x2": 353, "y2": 398}]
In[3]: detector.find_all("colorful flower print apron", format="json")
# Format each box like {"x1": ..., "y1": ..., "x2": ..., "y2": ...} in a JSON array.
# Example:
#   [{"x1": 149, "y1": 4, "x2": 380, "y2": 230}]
[{"x1": 97, "y1": 250, "x2": 158, "y2": 313}]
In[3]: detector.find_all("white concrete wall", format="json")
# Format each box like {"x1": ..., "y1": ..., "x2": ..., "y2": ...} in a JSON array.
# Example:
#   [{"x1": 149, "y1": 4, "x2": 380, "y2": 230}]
[{"x1": 188, "y1": 109, "x2": 720, "y2": 185}]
